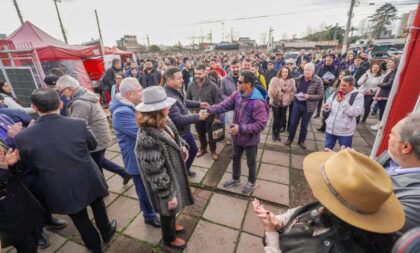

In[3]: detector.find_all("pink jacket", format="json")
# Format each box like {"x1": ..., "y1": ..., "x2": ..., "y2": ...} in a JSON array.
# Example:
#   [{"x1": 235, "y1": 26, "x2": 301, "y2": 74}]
[{"x1": 268, "y1": 77, "x2": 296, "y2": 107}]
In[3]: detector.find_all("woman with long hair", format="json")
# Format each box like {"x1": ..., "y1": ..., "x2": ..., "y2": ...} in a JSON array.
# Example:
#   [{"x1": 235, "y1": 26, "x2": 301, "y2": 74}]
[
  {"x1": 358, "y1": 63, "x2": 383, "y2": 124},
  {"x1": 0, "y1": 81, "x2": 34, "y2": 114},
  {"x1": 317, "y1": 70, "x2": 351, "y2": 132},
  {"x1": 135, "y1": 86, "x2": 193, "y2": 250},
  {"x1": 268, "y1": 67, "x2": 296, "y2": 141}
]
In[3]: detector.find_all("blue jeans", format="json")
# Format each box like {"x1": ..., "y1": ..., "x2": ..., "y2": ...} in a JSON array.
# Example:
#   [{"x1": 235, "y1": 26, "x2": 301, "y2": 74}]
[
  {"x1": 181, "y1": 131, "x2": 198, "y2": 171},
  {"x1": 91, "y1": 149, "x2": 129, "y2": 177},
  {"x1": 325, "y1": 132, "x2": 353, "y2": 150},
  {"x1": 131, "y1": 174, "x2": 157, "y2": 220},
  {"x1": 287, "y1": 102, "x2": 313, "y2": 143}
]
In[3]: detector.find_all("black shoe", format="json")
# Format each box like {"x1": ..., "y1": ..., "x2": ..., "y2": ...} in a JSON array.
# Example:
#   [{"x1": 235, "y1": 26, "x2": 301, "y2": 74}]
[
  {"x1": 122, "y1": 174, "x2": 131, "y2": 185},
  {"x1": 276, "y1": 135, "x2": 281, "y2": 142},
  {"x1": 313, "y1": 114, "x2": 320, "y2": 119},
  {"x1": 279, "y1": 127, "x2": 286, "y2": 133},
  {"x1": 272, "y1": 134, "x2": 277, "y2": 141},
  {"x1": 284, "y1": 140, "x2": 292, "y2": 146},
  {"x1": 298, "y1": 142, "x2": 307, "y2": 149},
  {"x1": 45, "y1": 217, "x2": 67, "y2": 229},
  {"x1": 38, "y1": 230, "x2": 51, "y2": 249},
  {"x1": 187, "y1": 170, "x2": 196, "y2": 177},
  {"x1": 103, "y1": 191, "x2": 110, "y2": 197},
  {"x1": 317, "y1": 126, "x2": 326, "y2": 132},
  {"x1": 145, "y1": 217, "x2": 161, "y2": 227},
  {"x1": 102, "y1": 220, "x2": 117, "y2": 243}
]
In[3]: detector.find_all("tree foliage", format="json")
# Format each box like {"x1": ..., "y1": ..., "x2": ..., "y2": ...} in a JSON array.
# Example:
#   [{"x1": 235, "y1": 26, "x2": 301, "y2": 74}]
[
  {"x1": 304, "y1": 25, "x2": 345, "y2": 43},
  {"x1": 149, "y1": 45, "x2": 161, "y2": 52},
  {"x1": 368, "y1": 3, "x2": 397, "y2": 39}
]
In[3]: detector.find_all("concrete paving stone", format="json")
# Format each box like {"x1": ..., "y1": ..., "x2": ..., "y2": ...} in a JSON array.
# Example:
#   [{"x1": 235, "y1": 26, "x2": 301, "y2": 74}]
[
  {"x1": 353, "y1": 146, "x2": 372, "y2": 156},
  {"x1": 38, "y1": 230, "x2": 67, "y2": 253},
  {"x1": 104, "y1": 192, "x2": 120, "y2": 206},
  {"x1": 243, "y1": 204, "x2": 286, "y2": 237},
  {"x1": 261, "y1": 150, "x2": 289, "y2": 167},
  {"x1": 173, "y1": 213, "x2": 200, "y2": 243},
  {"x1": 265, "y1": 135, "x2": 284, "y2": 146},
  {"x1": 123, "y1": 214, "x2": 162, "y2": 245},
  {"x1": 105, "y1": 150, "x2": 119, "y2": 160},
  {"x1": 110, "y1": 155, "x2": 124, "y2": 168},
  {"x1": 290, "y1": 140, "x2": 317, "y2": 152},
  {"x1": 53, "y1": 214, "x2": 78, "y2": 238},
  {"x1": 192, "y1": 153, "x2": 214, "y2": 168},
  {"x1": 226, "y1": 160, "x2": 261, "y2": 177},
  {"x1": 291, "y1": 154, "x2": 306, "y2": 170},
  {"x1": 188, "y1": 166, "x2": 208, "y2": 184},
  {"x1": 108, "y1": 143, "x2": 121, "y2": 152},
  {"x1": 183, "y1": 188, "x2": 212, "y2": 217},
  {"x1": 236, "y1": 232, "x2": 265, "y2": 253},
  {"x1": 107, "y1": 196, "x2": 140, "y2": 232},
  {"x1": 123, "y1": 185, "x2": 139, "y2": 199},
  {"x1": 260, "y1": 133, "x2": 268, "y2": 143},
  {"x1": 104, "y1": 170, "x2": 115, "y2": 180},
  {"x1": 203, "y1": 193, "x2": 248, "y2": 229},
  {"x1": 184, "y1": 221, "x2": 238, "y2": 253},
  {"x1": 56, "y1": 241, "x2": 89, "y2": 253},
  {"x1": 241, "y1": 149, "x2": 263, "y2": 162},
  {"x1": 217, "y1": 172, "x2": 250, "y2": 196},
  {"x1": 106, "y1": 235, "x2": 153, "y2": 253},
  {"x1": 352, "y1": 136, "x2": 369, "y2": 147},
  {"x1": 313, "y1": 132, "x2": 326, "y2": 141},
  {"x1": 107, "y1": 173, "x2": 133, "y2": 194},
  {"x1": 253, "y1": 179, "x2": 290, "y2": 206},
  {"x1": 257, "y1": 163, "x2": 289, "y2": 185},
  {"x1": 290, "y1": 168, "x2": 315, "y2": 207}
]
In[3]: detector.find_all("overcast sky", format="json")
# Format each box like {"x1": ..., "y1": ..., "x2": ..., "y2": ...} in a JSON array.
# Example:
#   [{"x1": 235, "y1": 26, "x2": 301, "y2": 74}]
[{"x1": 0, "y1": 0, "x2": 418, "y2": 46}]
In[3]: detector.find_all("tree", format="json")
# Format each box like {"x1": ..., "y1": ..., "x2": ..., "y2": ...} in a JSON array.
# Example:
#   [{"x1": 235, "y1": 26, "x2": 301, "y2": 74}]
[
  {"x1": 149, "y1": 45, "x2": 161, "y2": 52},
  {"x1": 304, "y1": 24, "x2": 345, "y2": 43},
  {"x1": 368, "y1": 3, "x2": 397, "y2": 39}
]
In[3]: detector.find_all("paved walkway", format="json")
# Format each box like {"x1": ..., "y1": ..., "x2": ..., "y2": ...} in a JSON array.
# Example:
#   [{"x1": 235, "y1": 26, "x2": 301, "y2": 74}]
[{"x1": 4, "y1": 114, "x2": 378, "y2": 253}]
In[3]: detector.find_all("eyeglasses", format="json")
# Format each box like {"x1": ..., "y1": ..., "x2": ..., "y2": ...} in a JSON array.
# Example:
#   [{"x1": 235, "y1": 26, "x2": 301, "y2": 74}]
[
  {"x1": 286, "y1": 63, "x2": 294, "y2": 65},
  {"x1": 237, "y1": 80, "x2": 246, "y2": 85}
]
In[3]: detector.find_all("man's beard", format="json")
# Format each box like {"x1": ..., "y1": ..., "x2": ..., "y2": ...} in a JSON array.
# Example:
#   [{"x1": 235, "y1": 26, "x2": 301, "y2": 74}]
[{"x1": 232, "y1": 70, "x2": 240, "y2": 76}]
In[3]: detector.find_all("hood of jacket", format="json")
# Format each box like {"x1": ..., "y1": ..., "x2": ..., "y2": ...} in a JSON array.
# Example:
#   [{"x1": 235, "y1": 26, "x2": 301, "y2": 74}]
[
  {"x1": 109, "y1": 94, "x2": 135, "y2": 114},
  {"x1": 245, "y1": 85, "x2": 267, "y2": 101},
  {"x1": 68, "y1": 88, "x2": 99, "y2": 107}
]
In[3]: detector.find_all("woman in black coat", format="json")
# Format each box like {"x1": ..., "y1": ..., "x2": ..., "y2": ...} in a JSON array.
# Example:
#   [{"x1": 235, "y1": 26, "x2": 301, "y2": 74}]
[{"x1": 0, "y1": 148, "x2": 45, "y2": 253}]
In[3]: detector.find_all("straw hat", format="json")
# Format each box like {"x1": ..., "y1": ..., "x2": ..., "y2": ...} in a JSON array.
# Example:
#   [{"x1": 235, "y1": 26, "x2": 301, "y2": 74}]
[
  {"x1": 135, "y1": 86, "x2": 176, "y2": 112},
  {"x1": 303, "y1": 150, "x2": 405, "y2": 233}
]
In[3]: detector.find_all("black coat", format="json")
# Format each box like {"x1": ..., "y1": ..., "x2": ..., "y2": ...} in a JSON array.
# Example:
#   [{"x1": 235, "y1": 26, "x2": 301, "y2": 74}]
[
  {"x1": 15, "y1": 114, "x2": 108, "y2": 215},
  {"x1": 102, "y1": 66, "x2": 120, "y2": 91}
]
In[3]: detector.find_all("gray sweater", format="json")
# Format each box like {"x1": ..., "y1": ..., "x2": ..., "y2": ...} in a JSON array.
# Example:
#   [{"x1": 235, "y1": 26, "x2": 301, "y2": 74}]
[{"x1": 186, "y1": 78, "x2": 220, "y2": 112}]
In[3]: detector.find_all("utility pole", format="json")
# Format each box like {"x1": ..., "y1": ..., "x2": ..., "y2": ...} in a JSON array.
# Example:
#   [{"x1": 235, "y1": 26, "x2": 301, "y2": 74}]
[
  {"x1": 342, "y1": 0, "x2": 358, "y2": 54},
  {"x1": 53, "y1": 0, "x2": 68, "y2": 43},
  {"x1": 208, "y1": 31, "x2": 213, "y2": 44},
  {"x1": 267, "y1": 26, "x2": 274, "y2": 53},
  {"x1": 146, "y1": 35, "x2": 150, "y2": 48},
  {"x1": 230, "y1": 27, "x2": 234, "y2": 43},
  {"x1": 221, "y1": 22, "x2": 224, "y2": 42},
  {"x1": 12, "y1": 0, "x2": 24, "y2": 24},
  {"x1": 94, "y1": 9, "x2": 103, "y2": 44}
]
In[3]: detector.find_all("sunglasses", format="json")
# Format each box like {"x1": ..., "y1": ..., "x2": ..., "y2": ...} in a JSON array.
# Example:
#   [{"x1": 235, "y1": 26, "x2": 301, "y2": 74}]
[{"x1": 237, "y1": 80, "x2": 247, "y2": 85}]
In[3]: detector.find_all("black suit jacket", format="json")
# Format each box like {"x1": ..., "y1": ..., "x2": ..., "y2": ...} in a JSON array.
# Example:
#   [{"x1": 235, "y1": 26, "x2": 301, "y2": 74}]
[{"x1": 15, "y1": 114, "x2": 108, "y2": 215}]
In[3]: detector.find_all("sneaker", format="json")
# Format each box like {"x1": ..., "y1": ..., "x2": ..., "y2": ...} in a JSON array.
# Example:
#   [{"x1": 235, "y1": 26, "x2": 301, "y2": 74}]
[
  {"x1": 223, "y1": 178, "x2": 241, "y2": 188},
  {"x1": 370, "y1": 122, "x2": 381, "y2": 131},
  {"x1": 242, "y1": 181, "x2": 256, "y2": 195},
  {"x1": 38, "y1": 230, "x2": 51, "y2": 249}
]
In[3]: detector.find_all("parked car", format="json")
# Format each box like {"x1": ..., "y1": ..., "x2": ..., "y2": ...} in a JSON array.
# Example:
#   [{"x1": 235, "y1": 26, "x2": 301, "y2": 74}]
[{"x1": 284, "y1": 51, "x2": 299, "y2": 63}]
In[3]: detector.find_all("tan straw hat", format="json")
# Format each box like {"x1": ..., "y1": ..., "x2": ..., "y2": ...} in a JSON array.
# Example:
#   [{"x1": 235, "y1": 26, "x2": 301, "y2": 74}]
[{"x1": 303, "y1": 150, "x2": 405, "y2": 233}]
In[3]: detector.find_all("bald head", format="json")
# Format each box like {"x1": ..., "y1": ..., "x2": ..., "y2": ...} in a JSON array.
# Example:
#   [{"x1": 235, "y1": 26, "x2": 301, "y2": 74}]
[{"x1": 119, "y1": 77, "x2": 143, "y2": 105}]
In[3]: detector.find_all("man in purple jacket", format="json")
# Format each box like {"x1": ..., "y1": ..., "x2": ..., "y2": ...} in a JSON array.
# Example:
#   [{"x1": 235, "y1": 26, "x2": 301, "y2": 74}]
[{"x1": 207, "y1": 71, "x2": 269, "y2": 194}]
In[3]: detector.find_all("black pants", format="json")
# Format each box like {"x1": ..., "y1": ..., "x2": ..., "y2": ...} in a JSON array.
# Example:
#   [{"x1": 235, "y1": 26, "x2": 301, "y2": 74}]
[
  {"x1": 287, "y1": 102, "x2": 294, "y2": 131},
  {"x1": 272, "y1": 106, "x2": 287, "y2": 136},
  {"x1": 160, "y1": 214, "x2": 176, "y2": 245},
  {"x1": 91, "y1": 149, "x2": 128, "y2": 177},
  {"x1": 362, "y1": 95, "x2": 374, "y2": 122},
  {"x1": 315, "y1": 98, "x2": 323, "y2": 116},
  {"x1": 378, "y1": 100, "x2": 387, "y2": 121},
  {"x1": 69, "y1": 197, "x2": 111, "y2": 253},
  {"x1": 232, "y1": 144, "x2": 257, "y2": 183},
  {"x1": 7, "y1": 233, "x2": 38, "y2": 253},
  {"x1": 195, "y1": 114, "x2": 216, "y2": 152}
]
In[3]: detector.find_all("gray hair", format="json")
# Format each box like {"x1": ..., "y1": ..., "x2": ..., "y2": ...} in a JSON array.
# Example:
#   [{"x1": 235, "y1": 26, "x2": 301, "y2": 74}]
[
  {"x1": 120, "y1": 77, "x2": 141, "y2": 97},
  {"x1": 56, "y1": 75, "x2": 80, "y2": 91},
  {"x1": 286, "y1": 58, "x2": 295, "y2": 65},
  {"x1": 398, "y1": 113, "x2": 420, "y2": 160},
  {"x1": 342, "y1": 75, "x2": 355, "y2": 86},
  {"x1": 304, "y1": 62, "x2": 315, "y2": 71}
]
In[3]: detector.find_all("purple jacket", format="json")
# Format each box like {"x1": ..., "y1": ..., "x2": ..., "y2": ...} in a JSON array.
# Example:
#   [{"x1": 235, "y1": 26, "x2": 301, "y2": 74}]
[{"x1": 208, "y1": 86, "x2": 269, "y2": 147}]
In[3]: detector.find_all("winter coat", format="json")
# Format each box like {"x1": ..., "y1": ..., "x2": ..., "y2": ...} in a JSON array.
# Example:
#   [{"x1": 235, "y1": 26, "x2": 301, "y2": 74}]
[
  {"x1": 141, "y1": 69, "x2": 162, "y2": 88},
  {"x1": 292, "y1": 67, "x2": 304, "y2": 79},
  {"x1": 165, "y1": 85, "x2": 201, "y2": 135},
  {"x1": 0, "y1": 104, "x2": 32, "y2": 127},
  {"x1": 377, "y1": 70, "x2": 397, "y2": 99},
  {"x1": 268, "y1": 77, "x2": 296, "y2": 107},
  {"x1": 357, "y1": 71, "x2": 383, "y2": 95},
  {"x1": 67, "y1": 88, "x2": 112, "y2": 152},
  {"x1": 109, "y1": 95, "x2": 140, "y2": 175},
  {"x1": 264, "y1": 69, "x2": 278, "y2": 84},
  {"x1": 135, "y1": 120, "x2": 194, "y2": 216},
  {"x1": 317, "y1": 64, "x2": 339, "y2": 87},
  {"x1": 295, "y1": 75, "x2": 324, "y2": 113},
  {"x1": 255, "y1": 72, "x2": 267, "y2": 90},
  {"x1": 0, "y1": 93, "x2": 34, "y2": 114},
  {"x1": 220, "y1": 72, "x2": 238, "y2": 100},
  {"x1": 325, "y1": 88, "x2": 364, "y2": 136},
  {"x1": 182, "y1": 68, "x2": 194, "y2": 90},
  {"x1": 208, "y1": 86, "x2": 269, "y2": 147},
  {"x1": 350, "y1": 65, "x2": 368, "y2": 84},
  {"x1": 102, "y1": 66, "x2": 120, "y2": 91},
  {"x1": 186, "y1": 78, "x2": 220, "y2": 110},
  {"x1": 15, "y1": 114, "x2": 108, "y2": 214}
]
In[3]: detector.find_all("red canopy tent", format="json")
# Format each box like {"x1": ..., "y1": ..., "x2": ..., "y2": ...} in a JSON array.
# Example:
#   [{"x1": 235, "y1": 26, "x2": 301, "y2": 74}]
[
  {"x1": 5, "y1": 21, "x2": 103, "y2": 88},
  {"x1": 371, "y1": 4, "x2": 420, "y2": 156}
]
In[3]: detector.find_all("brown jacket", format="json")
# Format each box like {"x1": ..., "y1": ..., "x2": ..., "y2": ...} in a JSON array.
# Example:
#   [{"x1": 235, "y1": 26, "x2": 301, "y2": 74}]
[
  {"x1": 295, "y1": 75, "x2": 324, "y2": 113},
  {"x1": 268, "y1": 77, "x2": 296, "y2": 107}
]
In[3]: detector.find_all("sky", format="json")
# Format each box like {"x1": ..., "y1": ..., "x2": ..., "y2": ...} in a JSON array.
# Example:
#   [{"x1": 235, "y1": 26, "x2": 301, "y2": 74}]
[{"x1": 0, "y1": 0, "x2": 418, "y2": 47}]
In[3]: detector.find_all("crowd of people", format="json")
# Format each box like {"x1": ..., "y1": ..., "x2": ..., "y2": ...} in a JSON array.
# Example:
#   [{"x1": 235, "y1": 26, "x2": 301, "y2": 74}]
[{"x1": 0, "y1": 47, "x2": 418, "y2": 253}]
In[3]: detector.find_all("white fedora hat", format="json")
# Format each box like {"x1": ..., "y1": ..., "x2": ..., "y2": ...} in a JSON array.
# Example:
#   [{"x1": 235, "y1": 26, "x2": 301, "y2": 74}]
[{"x1": 135, "y1": 86, "x2": 176, "y2": 112}]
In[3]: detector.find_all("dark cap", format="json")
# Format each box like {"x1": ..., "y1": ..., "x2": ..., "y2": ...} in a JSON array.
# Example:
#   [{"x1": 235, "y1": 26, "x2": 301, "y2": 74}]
[{"x1": 44, "y1": 76, "x2": 59, "y2": 86}]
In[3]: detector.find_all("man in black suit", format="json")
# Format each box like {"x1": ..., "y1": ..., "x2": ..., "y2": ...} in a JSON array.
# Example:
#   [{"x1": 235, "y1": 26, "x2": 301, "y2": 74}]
[{"x1": 15, "y1": 88, "x2": 116, "y2": 253}]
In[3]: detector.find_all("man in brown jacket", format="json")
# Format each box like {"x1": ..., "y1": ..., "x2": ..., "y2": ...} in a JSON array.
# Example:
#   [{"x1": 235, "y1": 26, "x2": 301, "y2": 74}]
[{"x1": 285, "y1": 63, "x2": 324, "y2": 149}]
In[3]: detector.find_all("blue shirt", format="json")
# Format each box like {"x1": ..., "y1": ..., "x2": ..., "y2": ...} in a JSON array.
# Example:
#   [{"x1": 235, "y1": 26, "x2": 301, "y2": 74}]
[{"x1": 385, "y1": 160, "x2": 420, "y2": 176}]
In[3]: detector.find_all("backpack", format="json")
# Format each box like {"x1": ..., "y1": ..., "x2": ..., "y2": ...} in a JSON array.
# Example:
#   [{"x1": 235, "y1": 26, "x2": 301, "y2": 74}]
[{"x1": 331, "y1": 92, "x2": 360, "y2": 124}]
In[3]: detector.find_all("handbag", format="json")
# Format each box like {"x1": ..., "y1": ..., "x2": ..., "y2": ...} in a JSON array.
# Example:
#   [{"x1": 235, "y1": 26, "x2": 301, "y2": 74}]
[{"x1": 211, "y1": 121, "x2": 225, "y2": 142}]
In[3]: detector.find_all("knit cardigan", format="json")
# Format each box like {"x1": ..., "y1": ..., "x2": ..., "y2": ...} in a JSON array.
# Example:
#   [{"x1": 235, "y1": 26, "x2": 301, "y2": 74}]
[{"x1": 135, "y1": 120, "x2": 194, "y2": 216}]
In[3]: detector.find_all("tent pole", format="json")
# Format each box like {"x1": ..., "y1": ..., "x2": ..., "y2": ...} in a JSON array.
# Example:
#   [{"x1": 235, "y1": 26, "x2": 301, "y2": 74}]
[
  {"x1": 53, "y1": 0, "x2": 68, "y2": 44},
  {"x1": 94, "y1": 9, "x2": 106, "y2": 69}
]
